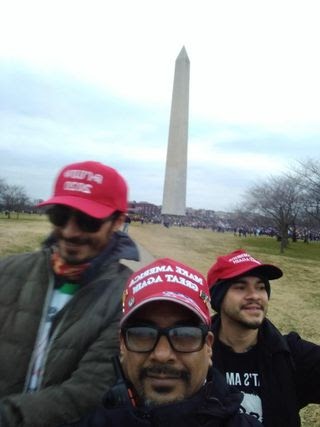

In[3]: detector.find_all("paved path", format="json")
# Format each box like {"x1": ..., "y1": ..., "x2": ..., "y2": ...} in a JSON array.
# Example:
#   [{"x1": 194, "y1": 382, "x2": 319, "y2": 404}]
[{"x1": 121, "y1": 242, "x2": 155, "y2": 271}]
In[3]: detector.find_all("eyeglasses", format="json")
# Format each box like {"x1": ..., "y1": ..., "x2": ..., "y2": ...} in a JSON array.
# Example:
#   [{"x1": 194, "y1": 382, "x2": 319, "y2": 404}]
[
  {"x1": 46, "y1": 205, "x2": 109, "y2": 233},
  {"x1": 121, "y1": 325, "x2": 209, "y2": 353}
]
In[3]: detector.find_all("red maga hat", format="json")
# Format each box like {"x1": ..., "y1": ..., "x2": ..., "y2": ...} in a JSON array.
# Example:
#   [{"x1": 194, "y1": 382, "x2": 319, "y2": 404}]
[
  {"x1": 121, "y1": 258, "x2": 212, "y2": 326},
  {"x1": 207, "y1": 249, "x2": 282, "y2": 289},
  {"x1": 38, "y1": 161, "x2": 128, "y2": 218}
]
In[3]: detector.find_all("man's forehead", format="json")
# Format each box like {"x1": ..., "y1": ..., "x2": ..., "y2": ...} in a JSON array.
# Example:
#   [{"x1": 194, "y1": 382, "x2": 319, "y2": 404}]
[
  {"x1": 230, "y1": 275, "x2": 266, "y2": 283},
  {"x1": 127, "y1": 300, "x2": 199, "y2": 324}
]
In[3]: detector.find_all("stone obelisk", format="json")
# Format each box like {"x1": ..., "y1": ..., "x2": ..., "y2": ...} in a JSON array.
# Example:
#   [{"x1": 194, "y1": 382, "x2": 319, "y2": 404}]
[{"x1": 161, "y1": 46, "x2": 190, "y2": 216}]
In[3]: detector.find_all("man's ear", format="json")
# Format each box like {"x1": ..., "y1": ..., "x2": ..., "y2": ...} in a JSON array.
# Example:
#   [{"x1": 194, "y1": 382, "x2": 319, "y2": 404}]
[
  {"x1": 206, "y1": 331, "x2": 214, "y2": 362},
  {"x1": 119, "y1": 333, "x2": 125, "y2": 356},
  {"x1": 113, "y1": 213, "x2": 125, "y2": 231}
]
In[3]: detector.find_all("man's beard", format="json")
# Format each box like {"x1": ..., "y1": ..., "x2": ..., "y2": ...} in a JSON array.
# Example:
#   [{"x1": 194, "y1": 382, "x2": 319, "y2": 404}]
[
  {"x1": 54, "y1": 233, "x2": 93, "y2": 265},
  {"x1": 236, "y1": 317, "x2": 263, "y2": 330},
  {"x1": 222, "y1": 305, "x2": 267, "y2": 330},
  {"x1": 137, "y1": 364, "x2": 191, "y2": 407},
  {"x1": 231, "y1": 306, "x2": 266, "y2": 330}
]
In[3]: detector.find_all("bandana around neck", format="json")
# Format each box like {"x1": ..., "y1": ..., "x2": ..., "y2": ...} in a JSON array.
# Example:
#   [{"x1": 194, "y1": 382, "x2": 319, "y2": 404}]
[{"x1": 51, "y1": 251, "x2": 90, "y2": 282}]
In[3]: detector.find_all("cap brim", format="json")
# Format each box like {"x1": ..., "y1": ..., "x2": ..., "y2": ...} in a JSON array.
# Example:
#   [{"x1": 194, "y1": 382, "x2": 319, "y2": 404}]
[
  {"x1": 225, "y1": 264, "x2": 283, "y2": 281},
  {"x1": 37, "y1": 196, "x2": 116, "y2": 219},
  {"x1": 121, "y1": 295, "x2": 210, "y2": 326}
]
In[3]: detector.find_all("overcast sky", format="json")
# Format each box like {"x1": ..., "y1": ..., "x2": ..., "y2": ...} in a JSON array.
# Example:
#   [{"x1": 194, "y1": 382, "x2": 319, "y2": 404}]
[{"x1": 1, "y1": 0, "x2": 320, "y2": 211}]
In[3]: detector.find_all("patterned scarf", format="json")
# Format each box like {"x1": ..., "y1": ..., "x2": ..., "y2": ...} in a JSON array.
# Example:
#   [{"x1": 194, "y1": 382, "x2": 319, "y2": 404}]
[{"x1": 51, "y1": 251, "x2": 90, "y2": 282}]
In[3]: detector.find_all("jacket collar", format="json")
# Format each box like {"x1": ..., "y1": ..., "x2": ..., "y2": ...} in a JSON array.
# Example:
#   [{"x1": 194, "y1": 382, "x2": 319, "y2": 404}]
[
  {"x1": 106, "y1": 367, "x2": 243, "y2": 423},
  {"x1": 211, "y1": 314, "x2": 291, "y2": 355}
]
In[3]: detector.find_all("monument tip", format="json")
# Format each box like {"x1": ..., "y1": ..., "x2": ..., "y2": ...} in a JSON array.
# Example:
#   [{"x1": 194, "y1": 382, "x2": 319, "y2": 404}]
[{"x1": 178, "y1": 46, "x2": 188, "y2": 58}]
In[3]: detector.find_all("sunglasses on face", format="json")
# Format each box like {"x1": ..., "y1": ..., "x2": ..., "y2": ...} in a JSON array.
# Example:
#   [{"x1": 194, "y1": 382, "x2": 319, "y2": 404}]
[
  {"x1": 46, "y1": 205, "x2": 109, "y2": 233},
  {"x1": 121, "y1": 324, "x2": 209, "y2": 353}
]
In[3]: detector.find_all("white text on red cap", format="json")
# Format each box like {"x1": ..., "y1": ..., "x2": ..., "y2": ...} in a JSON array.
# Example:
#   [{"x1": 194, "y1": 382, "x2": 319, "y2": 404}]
[
  {"x1": 63, "y1": 169, "x2": 104, "y2": 195},
  {"x1": 132, "y1": 274, "x2": 201, "y2": 295},
  {"x1": 64, "y1": 169, "x2": 103, "y2": 183},
  {"x1": 129, "y1": 264, "x2": 205, "y2": 296},
  {"x1": 129, "y1": 264, "x2": 203, "y2": 287},
  {"x1": 229, "y1": 253, "x2": 261, "y2": 265}
]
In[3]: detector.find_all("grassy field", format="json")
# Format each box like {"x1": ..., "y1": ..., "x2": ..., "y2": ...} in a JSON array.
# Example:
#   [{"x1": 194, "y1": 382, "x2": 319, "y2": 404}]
[{"x1": 0, "y1": 215, "x2": 319, "y2": 425}]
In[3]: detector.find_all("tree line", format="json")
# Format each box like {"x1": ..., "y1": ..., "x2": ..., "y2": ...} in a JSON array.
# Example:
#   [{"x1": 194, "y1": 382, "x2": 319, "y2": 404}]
[
  {"x1": 0, "y1": 178, "x2": 42, "y2": 218},
  {"x1": 237, "y1": 159, "x2": 320, "y2": 253},
  {"x1": 1, "y1": 159, "x2": 320, "y2": 253}
]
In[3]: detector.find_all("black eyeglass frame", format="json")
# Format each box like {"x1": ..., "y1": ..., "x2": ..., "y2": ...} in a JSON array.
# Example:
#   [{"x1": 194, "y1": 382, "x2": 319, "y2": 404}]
[
  {"x1": 46, "y1": 205, "x2": 113, "y2": 233},
  {"x1": 121, "y1": 324, "x2": 209, "y2": 354}
]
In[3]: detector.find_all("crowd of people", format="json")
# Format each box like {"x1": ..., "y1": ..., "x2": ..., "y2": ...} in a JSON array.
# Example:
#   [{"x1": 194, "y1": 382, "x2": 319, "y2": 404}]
[
  {"x1": 129, "y1": 213, "x2": 320, "y2": 243},
  {"x1": 0, "y1": 160, "x2": 319, "y2": 427}
]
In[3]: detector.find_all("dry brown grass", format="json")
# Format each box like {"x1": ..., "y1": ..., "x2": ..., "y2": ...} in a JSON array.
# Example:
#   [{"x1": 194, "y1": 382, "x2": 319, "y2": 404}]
[
  {"x1": 129, "y1": 223, "x2": 320, "y2": 340},
  {"x1": 129, "y1": 222, "x2": 320, "y2": 426},
  {"x1": 0, "y1": 216, "x2": 51, "y2": 256},
  {"x1": 1, "y1": 217, "x2": 319, "y2": 425}
]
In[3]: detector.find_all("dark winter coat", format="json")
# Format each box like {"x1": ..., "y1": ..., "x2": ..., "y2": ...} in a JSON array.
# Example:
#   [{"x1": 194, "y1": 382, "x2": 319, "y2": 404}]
[
  {"x1": 63, "y1": 368, "x2": 262, "y2": 427},
  {"x1": 212, "y1": 316, "x2": 320, "y2": 427},
  {"x1": 0, "y1": 231, "x2": 139, "y2": 427}
]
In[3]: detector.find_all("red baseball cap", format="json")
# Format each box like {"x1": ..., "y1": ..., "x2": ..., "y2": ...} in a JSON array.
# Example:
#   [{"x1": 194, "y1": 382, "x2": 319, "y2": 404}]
[
  {"x1": 38, "y1": 161, "x2": 128, "y2": 218},
  {"x1": 207, "y1": 249, "x2": 283, "y2": 289},
  {"x1": 121, "y1": 258, "x2": 212, "y2": 326}
]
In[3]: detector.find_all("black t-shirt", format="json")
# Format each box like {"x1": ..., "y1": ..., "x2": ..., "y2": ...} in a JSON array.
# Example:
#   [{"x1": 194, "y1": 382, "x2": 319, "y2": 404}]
[{"x1": 214, "y1": 339, "x2": 263, "y2": 423}]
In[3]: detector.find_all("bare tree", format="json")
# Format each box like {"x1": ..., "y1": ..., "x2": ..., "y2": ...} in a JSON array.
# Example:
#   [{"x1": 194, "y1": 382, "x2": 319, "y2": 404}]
[
  {"x1": 244, "y1": 174, "x2": 303, "y2": 253},
  {"x1": 294, "y1": 159, "x2": 320, "y2": 224},
  {"x1": 0, "y1": 178, "x2": 7, "y2": 195},
  {"x1": 0, "y1": 180, "x2": 30, "y2": 218}
]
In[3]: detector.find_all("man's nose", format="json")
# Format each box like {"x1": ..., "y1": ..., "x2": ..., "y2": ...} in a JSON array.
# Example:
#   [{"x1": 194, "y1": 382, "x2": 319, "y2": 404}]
[
  {"x1": 60, "y1": 215, "x2": 82, "y2": 237},
  {"x1": 150, "y1": 335, "x2": 176, "y2": 362},
  {"x1": 245, "y1": 286, "x2": 260, "y2": 299}
]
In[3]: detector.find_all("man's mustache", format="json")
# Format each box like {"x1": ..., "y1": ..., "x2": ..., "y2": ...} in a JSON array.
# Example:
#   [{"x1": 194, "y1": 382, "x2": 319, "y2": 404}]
[
  {"x1": 140, "y1": 365, "x2": 190, "y2": 383},
  {"x1": 54, "y1": 232, "x2": 92, "y2": 246},
  {"x1": 241, "y1": 303, "x2": 264, "y2": 310}
]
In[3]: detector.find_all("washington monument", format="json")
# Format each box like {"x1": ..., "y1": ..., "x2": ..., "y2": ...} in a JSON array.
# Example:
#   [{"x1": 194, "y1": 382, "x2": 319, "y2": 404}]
[{"x1": 161, "y1": 46, "x2": 190, "y2": 216}]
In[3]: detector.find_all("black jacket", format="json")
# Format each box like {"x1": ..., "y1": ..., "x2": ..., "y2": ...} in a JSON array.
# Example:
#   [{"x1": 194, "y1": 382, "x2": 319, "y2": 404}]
[
  {"x1": 64, "y1": 369, "x2": 262, "y2": 427},
  {"x1": 212, "y1": 316, "x2": 320, "y2": 427}
]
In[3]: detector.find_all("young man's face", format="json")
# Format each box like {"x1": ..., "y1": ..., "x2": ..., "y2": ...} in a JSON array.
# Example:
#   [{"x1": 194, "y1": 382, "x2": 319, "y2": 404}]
[
  {"x1": 49, "y1": 205, "x2": 123, "y2": 264},
  {"x1": 120, "y1": 301, "x2": 213, "y2": 406},
  {"x1": 220, "y1": 276, "x2": 269, "y2": 329}
]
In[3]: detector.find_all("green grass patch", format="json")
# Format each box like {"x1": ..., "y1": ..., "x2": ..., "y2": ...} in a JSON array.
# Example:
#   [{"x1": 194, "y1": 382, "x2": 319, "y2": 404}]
[
  {"x1": 0, "y1": 213, "x2": 47, "y2": 222},
  {"x1": 240, "y1": 235, "x2": 320, "y2": 261}
]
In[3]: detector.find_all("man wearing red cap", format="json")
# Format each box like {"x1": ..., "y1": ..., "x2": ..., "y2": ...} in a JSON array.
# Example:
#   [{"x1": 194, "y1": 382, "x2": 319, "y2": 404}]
[
  {"x1": 0, "y1": 161, "x2": 139, "y2": 427},
  {"x1": 207, "y1": 249, "x2": 320, "y2": 427},
  {"x1": 64, "y1": 258, "x2": 262, "y2": 427}
]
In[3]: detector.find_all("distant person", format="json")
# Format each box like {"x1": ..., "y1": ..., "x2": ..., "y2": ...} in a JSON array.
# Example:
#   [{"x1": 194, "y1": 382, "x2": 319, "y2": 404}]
[
  {"x1": 163, "y1": 218, "x2": 170, "y2": 228},
  {"x1": 207, "y1": 249, "x2": 320, "y2": 426},
  {"x1": 122, "y1": 214, "x2": 131, "y2": 233},
  {"x1": 0, "y1": 161, "x2": 139, "y2": 427},
  {"x1": 63, "y1": 258, "x2": 262, "y2": 427}
]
